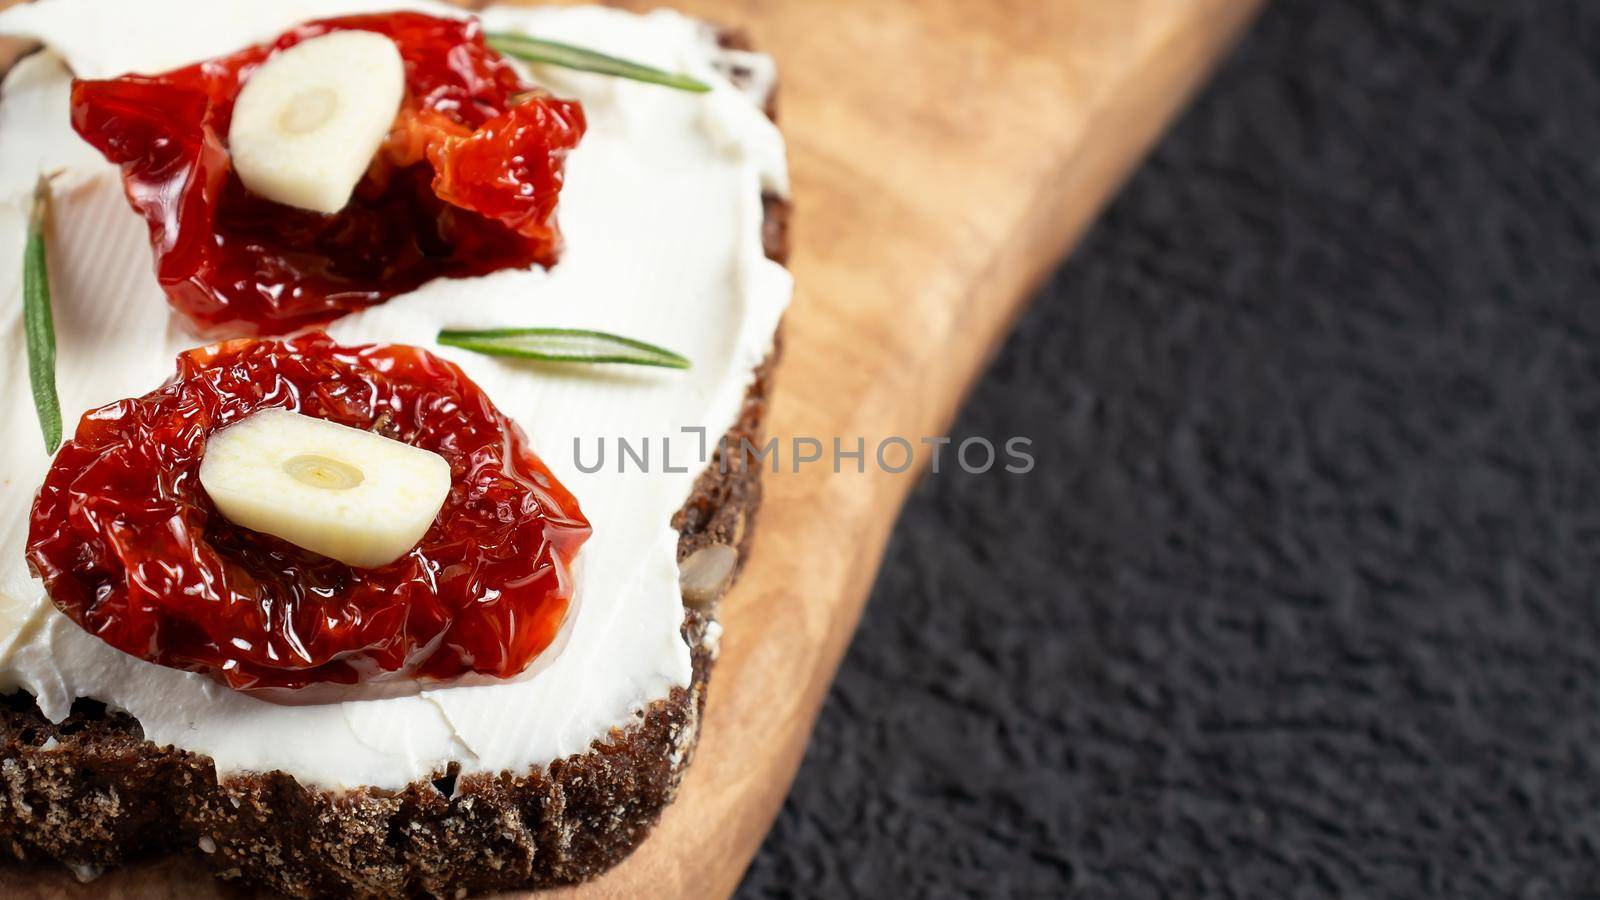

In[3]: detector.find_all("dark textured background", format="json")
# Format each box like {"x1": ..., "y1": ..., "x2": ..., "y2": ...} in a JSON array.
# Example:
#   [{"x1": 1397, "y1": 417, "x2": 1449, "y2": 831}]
[{"x1": 738, "y1": 1, "x2": 1600, "y2": 897}]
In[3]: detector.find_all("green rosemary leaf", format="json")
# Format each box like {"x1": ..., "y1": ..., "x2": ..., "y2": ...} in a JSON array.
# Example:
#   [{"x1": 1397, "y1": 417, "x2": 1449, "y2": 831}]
[
  {"x1": 487, "y1": 33, "x2": 712, "y2": 93},
  {"x1": 23, "y1": 175, "x2": 61, "y2": 454},
  {"x1": 438, "y1": 327, "x2": 691, "y2": 370}
]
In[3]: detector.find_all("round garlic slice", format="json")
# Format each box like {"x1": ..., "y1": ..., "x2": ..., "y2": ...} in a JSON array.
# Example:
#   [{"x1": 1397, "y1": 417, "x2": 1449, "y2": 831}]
[
  {"x1": 227, "y1": 30, "x2": 405, "y2": 214},
  {"x1": 199, "y1": 409, "x2": 451, "y2": 569}
]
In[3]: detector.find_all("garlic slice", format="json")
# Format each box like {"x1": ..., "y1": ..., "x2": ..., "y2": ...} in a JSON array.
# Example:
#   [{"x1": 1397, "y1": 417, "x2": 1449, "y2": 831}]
[
  {"x1": 200, "y1": 409, "x2": 450, "y2": 569},
  {"x1": 227, "y1": 30, "x2": 405, "y2": 214}
]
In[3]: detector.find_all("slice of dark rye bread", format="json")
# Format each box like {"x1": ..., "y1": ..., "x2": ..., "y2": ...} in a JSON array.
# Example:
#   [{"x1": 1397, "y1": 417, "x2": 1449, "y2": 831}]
[{"x1": 0, "y1": 24, "x2": 789, "y2": 899}]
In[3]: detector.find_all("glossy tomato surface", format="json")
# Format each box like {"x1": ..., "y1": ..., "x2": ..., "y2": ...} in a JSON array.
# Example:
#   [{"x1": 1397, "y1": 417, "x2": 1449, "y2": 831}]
[
  {"x1": 26, "y1": 334, "x2": 589, "y2": 692},
  {"x1": 71, "y1": 13, "x2": 586, "y2": 336}
]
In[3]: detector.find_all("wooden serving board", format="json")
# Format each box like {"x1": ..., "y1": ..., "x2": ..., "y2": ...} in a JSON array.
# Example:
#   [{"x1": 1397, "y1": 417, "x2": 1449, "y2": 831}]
[{"x1": 2, "y1": 0, "x2": 1262, "y2": 896}]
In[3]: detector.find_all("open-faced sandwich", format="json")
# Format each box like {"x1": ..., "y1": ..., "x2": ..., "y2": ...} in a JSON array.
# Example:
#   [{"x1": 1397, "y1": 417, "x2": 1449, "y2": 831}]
[{"x1": 0, "y1": 0, "x2": 790, "y2": 895}]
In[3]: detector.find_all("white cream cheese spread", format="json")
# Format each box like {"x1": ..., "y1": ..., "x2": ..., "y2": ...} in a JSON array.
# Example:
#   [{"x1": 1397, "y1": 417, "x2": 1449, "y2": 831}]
[{"x1": 0, "y1": 0, "x2": 789, "y2": 790}]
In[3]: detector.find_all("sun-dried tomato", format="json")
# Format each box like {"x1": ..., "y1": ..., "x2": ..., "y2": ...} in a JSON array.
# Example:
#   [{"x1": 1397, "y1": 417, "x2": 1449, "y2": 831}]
[
  {"x1": 27, "y1": 333, "x2": 589, "y2": 692},
  {"x1": 70, "y1": 12, "x2": 585, "y2": 336}
]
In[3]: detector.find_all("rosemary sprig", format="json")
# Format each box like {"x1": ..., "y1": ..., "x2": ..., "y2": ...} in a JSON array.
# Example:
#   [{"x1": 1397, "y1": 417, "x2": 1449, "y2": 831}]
[
  {"x1": 438, "y1": 327, "x2": 690, "y2": 370},
  {"x1": 486, "y1": 33, "x2": 711, "y2": 93},
  {"x1": 23, "y1": 175, "x2": 61, "y2": 454}
]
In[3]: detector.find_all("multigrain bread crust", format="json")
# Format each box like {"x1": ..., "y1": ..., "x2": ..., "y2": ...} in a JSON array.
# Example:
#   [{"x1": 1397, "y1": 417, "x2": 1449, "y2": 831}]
[{"x1": 0, "y1": 26, "x2": 788, "y2": 899}]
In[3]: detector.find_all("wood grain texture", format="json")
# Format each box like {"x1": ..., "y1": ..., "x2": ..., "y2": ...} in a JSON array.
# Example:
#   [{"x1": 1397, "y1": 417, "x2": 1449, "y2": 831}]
[{"x1": 0, "y1": 0, "x2": 1262, "y2": 896}]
